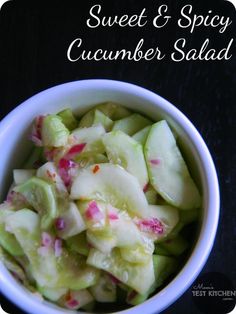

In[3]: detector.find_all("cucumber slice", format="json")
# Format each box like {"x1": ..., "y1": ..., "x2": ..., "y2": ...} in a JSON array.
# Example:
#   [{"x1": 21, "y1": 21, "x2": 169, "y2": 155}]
[
  {"x1": 112, "y1": 114, "x2": 152, "y2": 136},
  {"x1": 42, "y1": 115, "x2": 69, "y2": 147},
  {"x1": 36, "y1": 161, "x2": 68, "y2": 196},
  {"x1": 71, "y1": 125, "x2": 106, "y2": 156},
  {"x1": 160, "y1": 235, "x2": 188, "y2": 256},
  {"x1": 57, "y1": 108, "x2": 78, "y2": 131},
  {"x1": 93, "y1": 110, "x2": 114, "y2": 131},
  {"x1": 90, "y1": 273, "x2": 116, "y2": 303},
  {"x1": 144, "y1": 185, "x2": 158, "y2": 205},
  {"x1": 166, "y1": 208, "x2": 199, "y2": 239},
  {"x1": 81, "y1": 202, "x2": 153, "y2": 254},
  {"x1": 5, "y1": 209, "x2": 100, "y2": 290},
  {"x1": 71, "y1": 164, "x2": 149, "y2": 218},
  {"x1": 145, "y1": 121, "x2": 201, "y2": 209},
  {"x1": 127, "y1": 254, "x2": 178, "y2": 305},
  {"x1": 79, "y1": 102, "x2": 131, "y2": 128},
  {"x1": 152, "y1": 254, "x2": 178, "y2": 288},
  {"x1": 103, "y1": 131, "x2": 148, "y2": 188},
  {"x1": 87, "y1": 230, "x2": 116, "y2": 254},
  {"x1": 0, "y1": 246, "x2": 26, "y2": 282},
  {"x1": 0, "y1": 209, "x2": 24, "y2": 256},
  {"x1": 55, "y1": 202, "x2": 86, "y2": 239},
  {"x1": 180, "y1": 208, "x2": 199, "y2": 224},
  {"x1": 23, "y1": 147, "x2": 44, "y2": 169},
  {"x1": 109, "y1": 209, "x2": 152, "y2": 249},
  {"x1": 38, "y1": 286, "x2": 68, "y2": 301},
  {"x1": 13, "y1": 177, "x2": 57, "y2": 229},
  {"x1": 87, "y1": 248, "x2": 155, "y2": 295},
  {"x1": 13, "y1": 169, "x2": 36, "y2": 185},
  {"x1": 75, "y1": 153, "x2": 108, "y2": 169},
  {"x1": 154, "y1": 244, "x2": 170, "y2": 256},
  {"x1": 147, "y1": 205, "x2": 179, "y2": 241},
  {"x1": 132, "y1": 126, "x2": 151, "y2": 145},
  {"x1": 120, "y1": 244, "x2": 153, "y2": 264},
  {"x1": 66, "y1": 232, "x2": 89, "y2": 256}
]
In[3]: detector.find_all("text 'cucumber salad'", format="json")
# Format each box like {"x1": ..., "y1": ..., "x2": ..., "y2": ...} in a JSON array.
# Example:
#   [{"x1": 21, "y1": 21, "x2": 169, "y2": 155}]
[{"x1": 0, "y1": 102, "x2": 201, "y2": 312}]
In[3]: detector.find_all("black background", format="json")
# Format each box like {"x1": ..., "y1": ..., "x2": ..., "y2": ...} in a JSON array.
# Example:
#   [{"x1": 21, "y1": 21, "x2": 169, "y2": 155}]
[{"x1": 0, "y1": 0, "x2": 235, "y2": 313}]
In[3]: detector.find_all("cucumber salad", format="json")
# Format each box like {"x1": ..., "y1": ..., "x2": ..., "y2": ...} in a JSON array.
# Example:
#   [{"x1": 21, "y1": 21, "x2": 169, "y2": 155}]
[{"x1": 0, "y1": 103, "x2": 201, "y2": 311}]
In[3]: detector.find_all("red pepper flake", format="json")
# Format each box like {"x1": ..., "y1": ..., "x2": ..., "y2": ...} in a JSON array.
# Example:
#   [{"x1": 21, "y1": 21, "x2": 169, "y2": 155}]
[
  {"x1": 150, "y1": 159, "x2": 161, "y2": 165},
  {"x1": 92, "y1": 164, "x2": 100, "y2": 174},
  {"x1": 143, "y1": 183, "x2": 149, "y2": 193}
]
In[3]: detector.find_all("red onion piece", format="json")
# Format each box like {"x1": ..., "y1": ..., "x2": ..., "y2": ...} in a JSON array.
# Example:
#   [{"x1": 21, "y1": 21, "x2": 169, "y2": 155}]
[
  {"x1": 85, "y1": 201, "x2": 104, "y2": 221},
  {"x1": 58, "y1": 158, "x2": 78, "y2": 187},
  {"x1": 109, "y1": 274, "x2": 121, "y2": 284},
  {"x1": 150, "y1": 159, "x2": 161, "y2": 165},
  {"x1": 55, "y1": 217, "x2": 66, "y2": 231},
  {"x1": 137, "y1": 218, "x2": 164, "y2": 235},
  {"x1": 66, "y1": 299, "x2": 80, "y2": 309},
  {"x1": 54, "y1": 238, "x2": 62, "y2": 257},
  {"x1": 65, "y1": 143, "x2": 86, "y2": 159},
  {"x1": 41, "y1": 232, "x2": 53, "y2": 247},
  {"x1": 108, "y1": 211, "x2": 119, "y2": 220}
]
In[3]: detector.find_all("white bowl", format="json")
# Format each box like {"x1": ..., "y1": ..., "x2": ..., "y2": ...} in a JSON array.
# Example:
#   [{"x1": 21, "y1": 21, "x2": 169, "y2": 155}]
[{"x1": 0, "y1": 79, "x2": 219, "y2": 314}]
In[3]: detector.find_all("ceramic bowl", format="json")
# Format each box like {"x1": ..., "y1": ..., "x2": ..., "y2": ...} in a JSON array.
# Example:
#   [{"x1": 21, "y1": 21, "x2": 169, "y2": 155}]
[{"x1": 0, "y1": 80, "x2": 220, "y2": 314}]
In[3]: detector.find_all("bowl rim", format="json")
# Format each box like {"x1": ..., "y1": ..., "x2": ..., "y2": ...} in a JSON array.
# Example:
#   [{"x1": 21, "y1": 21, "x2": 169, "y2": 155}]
[{"x1": 0, "y1": 79, "x2": 220, "y2": 314}]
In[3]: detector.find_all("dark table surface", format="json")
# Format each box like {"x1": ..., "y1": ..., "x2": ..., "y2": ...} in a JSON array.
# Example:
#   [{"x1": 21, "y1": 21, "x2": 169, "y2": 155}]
[{"x1": 0, "y1": 1, "x2": 235, "y2": 314}]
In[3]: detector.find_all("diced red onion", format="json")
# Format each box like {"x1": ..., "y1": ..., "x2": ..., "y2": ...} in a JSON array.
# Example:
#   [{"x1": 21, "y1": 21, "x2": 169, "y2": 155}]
[
  {"x1": 55, "y1": 218, "x2": 66, "y2": 231},
  {"x1": 85, "y1": 201, "x2": 104, "y2": 220},
  {"x1": 58, "y1": 158, "x2": 78, "y2": 187},
  {"x1": 29, "y1": 115, "x2": 45, "y2": 146},
  {"x1": 54, "y1": 238, "x2": 62, "y2": 257},
  {"x1": 66, "y1": 299, "x2": 80, "y2": 309},
  {"x1": 137, "y1": 218, "x2": 164, "y2": 235},
  {"x1": 35, "y1": 115, "x2": 44, "y2": 139},
  {"x1": 108, "y1": 211, "x2": 119, "y2": 220},
  {"x1": 6, "y1": 190, "x2": 15, "y2": 203},
  {"x1": 109, "y1": 274, "x2": 121, "y2": 284},
  {"x1": 150, "y1": 159, "x2": 161, "y2": 165},
  {"x1": 65, "y1": 143, "x2": 86, "y2": 159},
  {"x1": 127, "y1": 290, "x2": 138, "y2": 301},
  {"x1": 29, "y1": 133, "x2": 42, "y2": 146},
  {"x1": 41, "y1": 232, "x2": 53, "y2": 247}
]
